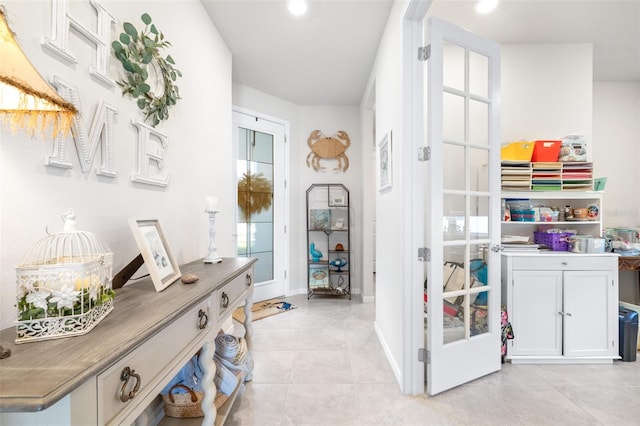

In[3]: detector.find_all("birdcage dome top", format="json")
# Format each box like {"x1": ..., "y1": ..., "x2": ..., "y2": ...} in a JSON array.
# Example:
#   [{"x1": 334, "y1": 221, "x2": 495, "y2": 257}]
[{"x1": 18, "y1": 210, "x2": 111, "y2": 267}]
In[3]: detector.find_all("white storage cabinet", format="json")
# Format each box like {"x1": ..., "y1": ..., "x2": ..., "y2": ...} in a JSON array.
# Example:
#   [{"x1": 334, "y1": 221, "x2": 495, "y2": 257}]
[{"x1": 501, "y1": 253, "x2": 618, "y2": 364}]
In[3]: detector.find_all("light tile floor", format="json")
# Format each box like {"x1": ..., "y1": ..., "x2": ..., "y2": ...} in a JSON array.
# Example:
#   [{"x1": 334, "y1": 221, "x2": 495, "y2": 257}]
[{"x1": 227, "y1": 294, "x2": 640, "y2": 426}]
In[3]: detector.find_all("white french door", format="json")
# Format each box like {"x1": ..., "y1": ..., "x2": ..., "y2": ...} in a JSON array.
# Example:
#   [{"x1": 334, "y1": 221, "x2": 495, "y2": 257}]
[
  {"x1": 233, "y1": 109, "x2": 287, "y2": 301},
  {"x1": 425, "y1": 16, "x2": 502, "y2": 395}
]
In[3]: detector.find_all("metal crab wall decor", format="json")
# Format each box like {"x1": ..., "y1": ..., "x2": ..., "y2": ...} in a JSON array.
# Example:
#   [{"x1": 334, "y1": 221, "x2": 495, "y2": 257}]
[{"x1": 306, "y1": 130, "x2": 351, "y2": 172}]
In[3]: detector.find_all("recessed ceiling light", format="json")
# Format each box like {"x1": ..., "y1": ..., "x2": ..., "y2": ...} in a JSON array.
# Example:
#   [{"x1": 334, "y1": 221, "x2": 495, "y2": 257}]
[
  {"x1": 474, "y1": 0, "x2": 499, "y2": 14},
  {"x1": 287, "y1": 0, "x2": 308, "y2": 16}
]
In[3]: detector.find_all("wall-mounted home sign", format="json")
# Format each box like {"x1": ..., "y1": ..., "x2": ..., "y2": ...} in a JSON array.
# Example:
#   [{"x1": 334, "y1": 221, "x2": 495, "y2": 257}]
[{"x1": 39, "y1": 0, "x2": 176, "y2": 187}]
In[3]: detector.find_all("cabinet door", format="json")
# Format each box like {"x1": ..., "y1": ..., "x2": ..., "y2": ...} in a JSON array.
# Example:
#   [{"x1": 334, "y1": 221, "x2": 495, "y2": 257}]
[
  {"x1": 511, "y1": 270, "x2": 563, "y2": 356},
  {"x1": 563, "y1": 270, "x2": 615, "y2": 357}
]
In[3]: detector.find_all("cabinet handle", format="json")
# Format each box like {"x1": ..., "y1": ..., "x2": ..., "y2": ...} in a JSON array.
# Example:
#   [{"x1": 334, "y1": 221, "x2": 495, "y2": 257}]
[
  {"x1": 119, "y1": 367, "x2": 141, "y2": 402},
  {"x1": 221, "y1": 292, "x2": 229, "y2": 308},
  {"x1": 246, "y1": 274, "x2": 252, "y2": 287},
  {"x1": 198, "y1": 309, "x2": 209, "y2": 329},
  {"x1": 562, "y1": 262, "x2": 568, "y2": 266},
  {"x1": 566, "y1": 312, "x2": 572, "y2": 317},
  {"x1": 558, "y1": 311, "x2": 564, "y2": 316}
]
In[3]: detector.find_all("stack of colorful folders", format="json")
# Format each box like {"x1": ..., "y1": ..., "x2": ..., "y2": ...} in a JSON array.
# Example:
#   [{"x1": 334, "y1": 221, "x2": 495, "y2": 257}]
[
  {"x1": 561, "y1": 162, "x2": 593, "y2": 190},
  {"x1": 531, "y1": 162, "x2": 562, "y2": 191},
  {"x1": 501, "y1": 161, "x2": 532, "y2": 191}
]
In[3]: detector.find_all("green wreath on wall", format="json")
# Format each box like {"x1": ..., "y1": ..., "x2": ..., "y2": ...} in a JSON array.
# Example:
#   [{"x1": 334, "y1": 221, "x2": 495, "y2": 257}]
[{"x1": 112, "y1": 13, "x2": 182, "y2": 127}]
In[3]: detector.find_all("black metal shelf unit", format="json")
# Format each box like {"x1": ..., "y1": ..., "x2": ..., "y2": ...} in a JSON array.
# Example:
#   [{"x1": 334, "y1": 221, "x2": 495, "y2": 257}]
[{"x1": 306, "y1": 184, "x2": 351, "y2": 299}]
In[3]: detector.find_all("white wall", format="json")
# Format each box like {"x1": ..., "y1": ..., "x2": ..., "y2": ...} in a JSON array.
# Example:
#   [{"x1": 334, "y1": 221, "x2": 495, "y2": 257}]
[
  {"x1": 501, "y1": 43, "x2": 593, "y2": 143},
  {"x1": 594, "y1": 81, "x2": 640, "y2": 304},
  {"x1": 363, "y1": 0, "x2": 408, "y2": 385},
  {"x1": 0, "y1": 0, "x2": 232, "y2": 330},
  {"x1": 232, "y1": 85, "x2": 364, "y2": 297},
  {"x1": 593, "y1": 82, "x2": 640, "y2": 228}
]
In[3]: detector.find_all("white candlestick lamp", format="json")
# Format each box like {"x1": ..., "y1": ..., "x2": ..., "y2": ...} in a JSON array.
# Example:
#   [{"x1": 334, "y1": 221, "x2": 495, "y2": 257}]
[{"x1": 204, "y1": 196, "x2": 222, "y2": 263}]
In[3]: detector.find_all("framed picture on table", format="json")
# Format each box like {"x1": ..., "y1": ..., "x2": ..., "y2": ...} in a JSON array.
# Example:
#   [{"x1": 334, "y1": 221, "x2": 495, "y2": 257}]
[{"x1": 129, "y1": 218, "x2": 181, "y2": 291}]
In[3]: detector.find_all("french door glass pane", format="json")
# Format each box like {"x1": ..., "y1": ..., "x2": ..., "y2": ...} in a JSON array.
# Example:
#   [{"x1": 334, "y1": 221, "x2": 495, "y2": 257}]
[
  {"x1": 469, "y1": 50, "x2": 489, "y2": 98},
  {"x1": 443, "y1": 92, "x2": 465, "y2": 143},
  {"x1": 470, "y1": 195, "x2": 489, "y2": 241},
  {"x1": 237, "y1": 127, "x2": 274, "y2": 283},
  {"x1": 470, "y1": 243, "x2": 489, "y2": 338},
  {"x1": 443, "y1": 245, "x2": 465, "y2": 344},
  {"x1": 470, "y1": 147, "x2": 489, "y2": 191},
  {"x1": 443, "y1": 193, "x2": 466, "y2": 241},
  {"x1": 443, "y1": 143, "x2": 465, "y2": 191},
  {"x1": 469, "y1": 100, "x2": 489, "y2": 145},
  {"x1": 443, "y1": 41, "x2": 465, "y2": 91}
]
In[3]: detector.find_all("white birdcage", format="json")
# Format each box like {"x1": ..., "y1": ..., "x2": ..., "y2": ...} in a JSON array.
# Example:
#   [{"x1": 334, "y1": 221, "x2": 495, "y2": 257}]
[{"x1": 15, "y1": 210, "x2": 114, "y2": 343}]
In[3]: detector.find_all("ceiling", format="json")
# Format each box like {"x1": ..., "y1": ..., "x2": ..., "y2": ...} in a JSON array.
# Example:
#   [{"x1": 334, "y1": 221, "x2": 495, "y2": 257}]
[{"x1": 202, "y1": 0, "x2": 640, "y2": 106}]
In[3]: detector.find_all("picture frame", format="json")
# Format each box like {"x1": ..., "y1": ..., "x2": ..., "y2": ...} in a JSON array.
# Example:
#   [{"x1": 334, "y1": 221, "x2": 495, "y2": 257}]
[
  {"x1": 310, "y1": 209, "x2": 330, "y2": 231},
  {"x1": 378, "y1": 131, "x2": 392, "y2": 192},
  {"x1": 309, "y1": 266, "x2": 329, "y2": 288},
  {"x1": 128, "y1": 218, "x2": 181, "y2": 292}
]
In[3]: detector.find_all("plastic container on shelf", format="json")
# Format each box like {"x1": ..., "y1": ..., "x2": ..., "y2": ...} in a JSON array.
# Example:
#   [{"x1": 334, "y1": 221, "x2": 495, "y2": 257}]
[
  {"x1": 501, "y1": 141, "x2": 534, "y2": 161},
  {"x1": 510, "y1": 208, "x2": 536, "y2": 222},
  {"x1": 533, "y1": 231, "x2": 575, "y2": 251},
  {"x1": 531, "y1": 140, "x2": 562, "y2": 162}
]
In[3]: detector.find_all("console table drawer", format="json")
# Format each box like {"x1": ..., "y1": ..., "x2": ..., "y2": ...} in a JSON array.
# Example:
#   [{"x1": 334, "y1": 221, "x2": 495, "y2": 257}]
[
  {"x1": 97, "y1": 298, "x2": 212, "y2": 425},
  {"x1": 218, "y1": 271, "x2": 253, "y2": 319}
]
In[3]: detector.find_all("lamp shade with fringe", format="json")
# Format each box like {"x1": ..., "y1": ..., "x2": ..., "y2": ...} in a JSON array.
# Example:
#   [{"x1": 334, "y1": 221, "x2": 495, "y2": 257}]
[{"x1": 0, "y1": 7, "x2": 77, "y2": 138}]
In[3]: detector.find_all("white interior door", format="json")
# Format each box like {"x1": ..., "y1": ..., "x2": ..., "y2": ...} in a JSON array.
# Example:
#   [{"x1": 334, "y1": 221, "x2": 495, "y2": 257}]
[
  {"x1": 233, "y1": 109, "x2": 287, "y2": 301},
  {"x1": 426, "y1": 16, "x2": 502, "y2": 395}
]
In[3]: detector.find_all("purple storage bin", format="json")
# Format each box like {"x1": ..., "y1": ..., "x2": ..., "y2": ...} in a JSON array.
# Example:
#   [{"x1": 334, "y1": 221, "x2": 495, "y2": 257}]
[{"x1": 534, "y1": 232, "x2": 574, "y2": 251}]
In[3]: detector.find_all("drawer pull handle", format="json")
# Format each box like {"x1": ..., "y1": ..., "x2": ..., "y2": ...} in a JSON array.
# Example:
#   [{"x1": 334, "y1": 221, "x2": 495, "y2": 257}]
[
  {"x1": 119, "y1": 367, "x2": 141, "y2": 402},
  {"x1": 198, "y1": 309, "x2": 209, "y2": 329},
  {"x1": 562, "y1": 262, "x2": 568, "y2": 266},
  {"x1": 221, "y1": 292, "x2": 229, "y2": 308},
  {"x1": 246, "y1": 274, "x2": 252, "y2": 287}
]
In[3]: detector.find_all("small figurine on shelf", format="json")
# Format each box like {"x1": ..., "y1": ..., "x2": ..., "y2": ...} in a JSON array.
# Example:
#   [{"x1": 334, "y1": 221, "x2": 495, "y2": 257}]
[
  {"x1": 329, "y1": 257, "x2": 348, "y2": 272},
  {"x1": 309, "y1": 243, "x2": 323, "y2": 262}
]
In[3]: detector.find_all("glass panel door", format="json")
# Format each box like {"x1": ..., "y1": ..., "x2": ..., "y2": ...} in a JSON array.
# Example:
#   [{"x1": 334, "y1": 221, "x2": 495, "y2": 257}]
[
  {"x1": 426, "y1": 16, "x2": 501, "y2": 395},
  {"x1": 234, "y1": 110, "x2": 286, "y2": 301}
]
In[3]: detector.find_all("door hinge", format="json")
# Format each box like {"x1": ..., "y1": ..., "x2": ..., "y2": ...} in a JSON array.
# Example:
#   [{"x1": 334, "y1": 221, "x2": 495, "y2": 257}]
[
  {"x1": 284, "y1": 225, "x2": 287, "y2": 233},
  {"x1": 418, "y1": 45, "x2": 431, "y2": 61},
  {"x1": 418, "y1": 247, "x2": 430, "y2": 262},
  {"x1": 284, "y1": 270, "x2": 287, "y2": 279},
  {"x1": 418, "y1": 348, "x2": 430, "y2": 364},
  {"x1": 418, "y1": 147, "x2": 430, "y2": 161}
]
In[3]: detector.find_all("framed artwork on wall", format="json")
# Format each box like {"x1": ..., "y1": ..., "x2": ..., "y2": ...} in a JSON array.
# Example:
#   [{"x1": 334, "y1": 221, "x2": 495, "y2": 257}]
[
  {"x1": 378, "y1": 131, "x2": 392, "y2": 192},
  {"x1": 129, "y1": 218, "x2": 181, "y2": 291}
]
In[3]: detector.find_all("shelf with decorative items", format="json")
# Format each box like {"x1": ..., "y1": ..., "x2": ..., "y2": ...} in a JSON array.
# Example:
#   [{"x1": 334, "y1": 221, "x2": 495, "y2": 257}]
[{"x1": 306, "y1": 184, "x2": 351, "y2": 299}]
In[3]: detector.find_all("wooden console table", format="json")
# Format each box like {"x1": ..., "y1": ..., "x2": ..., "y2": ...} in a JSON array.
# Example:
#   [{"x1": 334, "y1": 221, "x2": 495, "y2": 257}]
[
  {"x1": 618, "y1": 256, "x2": 640, "y2": 271},
  {"x1": 618, "y1": 256, "x2": 640, "y2": 298},
  {"x1": 0, "y1": 257, "x2": 256, "y2": 425}
]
